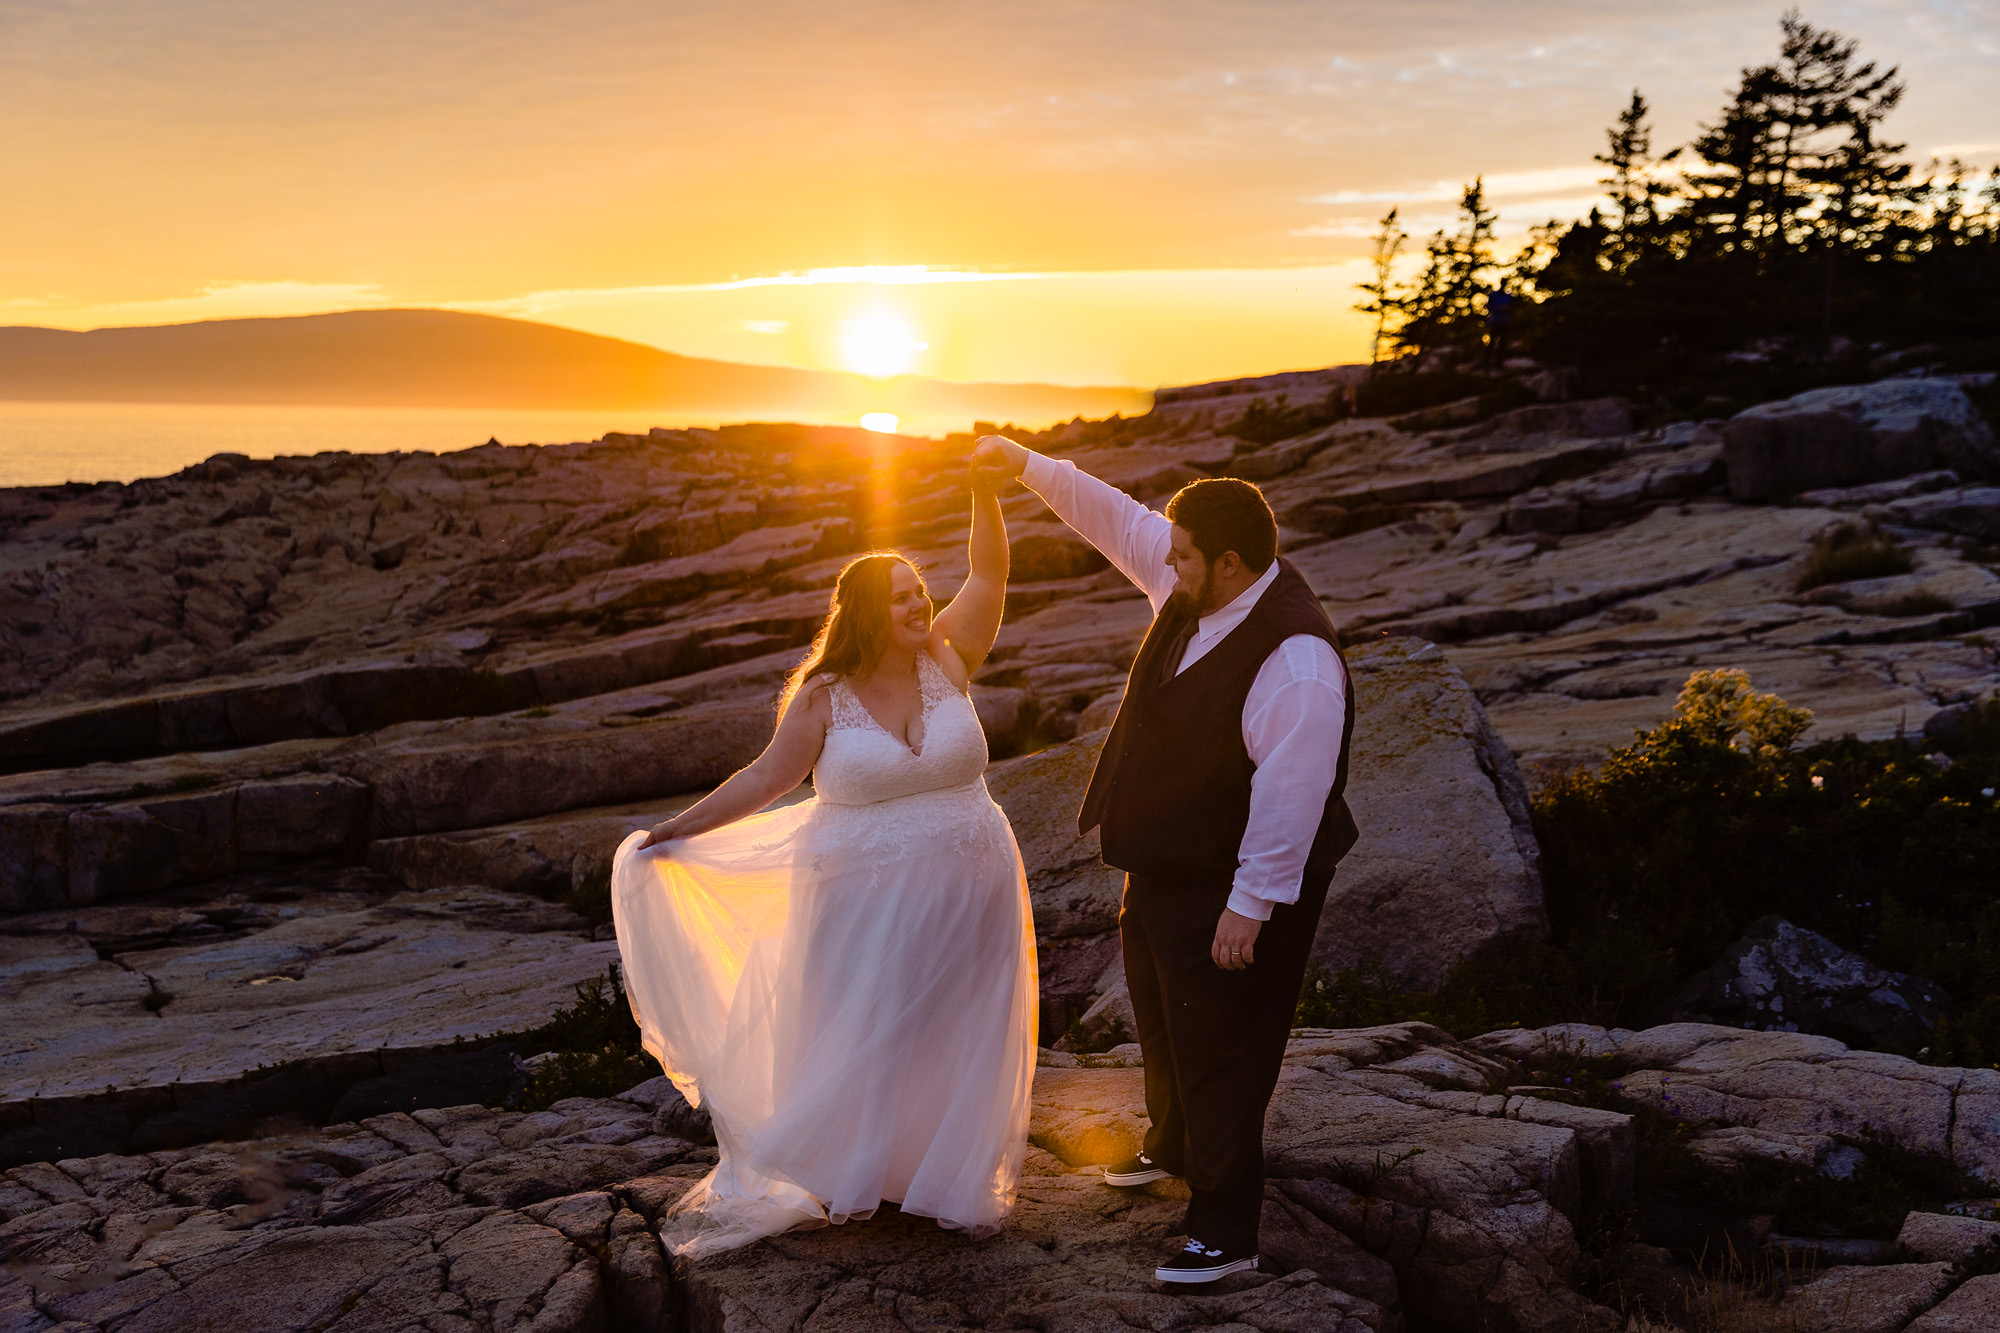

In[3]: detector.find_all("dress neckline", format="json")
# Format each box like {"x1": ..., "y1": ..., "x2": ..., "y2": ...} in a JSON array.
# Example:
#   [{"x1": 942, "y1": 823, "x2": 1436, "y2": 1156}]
[{"x1": 841, "y1": 654, "x2": 942, "y2": 758}]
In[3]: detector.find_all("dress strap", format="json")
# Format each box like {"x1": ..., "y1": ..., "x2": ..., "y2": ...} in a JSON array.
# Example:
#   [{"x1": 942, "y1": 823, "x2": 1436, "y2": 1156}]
[
  {"x1": 824, "y1": 676, "x2": 872, "y2": 732},
  {"x1": 916, "y1": 650, "x2": 958, "y2": 704}
]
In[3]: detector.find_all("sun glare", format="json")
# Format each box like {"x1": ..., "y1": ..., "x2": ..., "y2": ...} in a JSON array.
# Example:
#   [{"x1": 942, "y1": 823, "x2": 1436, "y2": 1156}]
[
  {"x1": 860, "y1": 412, "x2": 899, "y2": 433},
  {"x1": 839, "y1": 310, "x2": 928, "y2": 377}
]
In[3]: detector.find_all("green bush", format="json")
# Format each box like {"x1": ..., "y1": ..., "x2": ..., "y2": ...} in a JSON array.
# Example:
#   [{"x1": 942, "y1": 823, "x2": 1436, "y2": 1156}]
[
  {"x1": 566, "y1": 863, "x2": 613, "y2": 927},
  {"x1": 1864, "y1": 592, "x2": 1955, "y2": 618},
  {"x1": 515, "y1": 965, "x2": 658, "y2": 1111},
  {"x1": 1535, "y1": 670, "x2": 2000, "y2": 1055},
  {"x1": 1298, "y1": 668, "x2": 2000, "y2": 1064},
  {"x1": 1795, "y1": 522, "x2": 1914, "y2": 592},
  {"x1": 1352, "y1": 369, "x2": 1543, "y2": 422},
  {"x1": 1229, "y1": 392, "x2": 1348, "y2": 446}
]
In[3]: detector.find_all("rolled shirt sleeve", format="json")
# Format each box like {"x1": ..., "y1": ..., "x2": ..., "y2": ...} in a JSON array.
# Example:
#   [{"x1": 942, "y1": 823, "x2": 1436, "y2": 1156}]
[{"x1": 1227, "y1": 635, "x2": 1349, "y2": 922}]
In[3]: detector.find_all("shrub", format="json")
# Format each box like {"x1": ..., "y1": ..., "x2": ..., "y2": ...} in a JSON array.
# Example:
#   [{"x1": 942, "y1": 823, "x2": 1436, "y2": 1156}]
[
  {"x1": 1352, "y1": 369, "x2": 1540, "y2": 422},
  {"x1": 516, "y1": 965, "x2": 657, "y2": 1111},
  {"x1": 1058, "y1": 1016, "x2": 1132, "y2": 1055},
  {"x1": 1355, "y1": 369, "x2": 1496, "y2": 417},
  {"x1": 566, "y1": 862, "x2": 613, "y2": 927},
  {"x1": 1862, "y1": 592, "x2": 1954, "y2": 618},
  {"x1": 1795, "y1": 522, "x2": 1914, "y2": 591},
  {"x1": 1296, "y1": 668, "x2": 2000, "y2": 1063},
  {"x1": 1228, "y1": 392, "x2": 1349, "y2": 447},
  {"x1": 1534, "y1": 669, "x2": 2000, "y2": 1055}
]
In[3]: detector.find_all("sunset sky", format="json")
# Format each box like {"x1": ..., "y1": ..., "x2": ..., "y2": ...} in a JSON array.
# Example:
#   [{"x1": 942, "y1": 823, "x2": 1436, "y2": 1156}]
[{"x1": 4, "y1": 1, "x2": 1997, "y2": 390}]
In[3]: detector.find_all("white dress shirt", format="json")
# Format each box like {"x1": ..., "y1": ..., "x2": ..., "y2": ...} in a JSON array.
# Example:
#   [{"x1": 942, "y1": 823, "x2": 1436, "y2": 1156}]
[{"x1": 1022, "y1": 451, "x2": 1349, "y2": 922}]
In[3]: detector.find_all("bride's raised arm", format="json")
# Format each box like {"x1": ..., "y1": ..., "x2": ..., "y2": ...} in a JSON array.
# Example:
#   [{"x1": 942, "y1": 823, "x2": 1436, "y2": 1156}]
[{"x1": 930, "y1": 472, "x2": 1009, "y2": 681}]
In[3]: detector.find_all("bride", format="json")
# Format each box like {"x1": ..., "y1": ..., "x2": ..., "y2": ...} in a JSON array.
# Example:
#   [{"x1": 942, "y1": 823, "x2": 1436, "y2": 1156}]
[{"x1": 609, "y1": 470, "x2": 1036, "y2": 1256}]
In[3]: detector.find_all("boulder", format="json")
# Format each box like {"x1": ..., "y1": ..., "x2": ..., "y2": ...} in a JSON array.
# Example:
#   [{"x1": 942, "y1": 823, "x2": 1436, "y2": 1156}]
[
  {"x1": 1895, "y1": 1210, "x2": 2000, "y2": 1263},
  {"x1": 985, "y1": 730, "x2": 1125, "y2": 941},
  {"x1": 987, "y1": 638, "x2": 1545, "y2": 997},
  {"x1": 1922, "y1": 696, "x2": 2000, "y2": 756},
  {"x1": 1666, "y1": 915, "x2": 1950, "y2": 1053},
  {"x1": 370, "y1": 800, "x2": 689, "y2": 898},
  {"x1": 1723, "y1": 379, "x2": 1999, "y2": 501},
  {"x1": 331, "y1": 702, "x2": 772, "y2": 839},
  {"x1": 1474, "y1": 1021, "x2": 2000, "y2": 1186},
  {"x1": 1884, "y1": 485, "x2": 2000, "y2": 544},
  {"x1": 1773, "y1": 1261, "x2": 1954, "y2": 1333},
  {"x1": 0, "y1": 804, "x2": 69, "y2": 912},
  {"x1": 1008, "y1": 530, "x2": 1110, "y2": 582},
  {"x1": 1908, "y1": 1274, "x2": 2000, "y2": 1332},
  {"x1": 1459, "y1": 397, "x2": 1634, "y2": 444},
  {"x1": 1323, "y1": 638, "x2": 1547, "y2": 987},
  {"x1": 0, "y1": 882, "x2": 615, "y2": 1137}
]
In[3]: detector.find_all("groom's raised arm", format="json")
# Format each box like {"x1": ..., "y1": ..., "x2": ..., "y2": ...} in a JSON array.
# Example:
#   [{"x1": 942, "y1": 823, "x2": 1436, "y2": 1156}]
[{"x1": 1018, "y1": 452, "x2": 1178, "y2": 612}]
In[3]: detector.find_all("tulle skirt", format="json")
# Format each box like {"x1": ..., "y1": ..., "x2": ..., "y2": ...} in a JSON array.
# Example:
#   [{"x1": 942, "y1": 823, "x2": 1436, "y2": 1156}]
[{"x1": 610, "y1": 779, "x2": 1038, "y2": 1256}]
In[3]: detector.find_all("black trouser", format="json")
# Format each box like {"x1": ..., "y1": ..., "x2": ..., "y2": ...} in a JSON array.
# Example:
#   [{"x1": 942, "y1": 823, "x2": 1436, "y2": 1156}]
[{"x1": 1120, "y1": 868, "x2": 1332, "y2": 1254}]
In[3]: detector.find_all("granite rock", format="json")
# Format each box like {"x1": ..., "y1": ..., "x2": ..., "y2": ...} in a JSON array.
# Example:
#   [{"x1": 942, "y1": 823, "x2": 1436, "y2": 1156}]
[
  {"x1": 1724, "y1": 378, "x2": 1999, "y2": 501},
  {"x1": 1667, "y1": 914, "x2": 1952, "y2": 1053}
]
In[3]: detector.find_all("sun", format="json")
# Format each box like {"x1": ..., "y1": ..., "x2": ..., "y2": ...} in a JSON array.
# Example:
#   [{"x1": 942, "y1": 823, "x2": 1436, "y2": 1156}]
[{"x1": 838, "y1": 310, "x2": 928, "y2": 377}]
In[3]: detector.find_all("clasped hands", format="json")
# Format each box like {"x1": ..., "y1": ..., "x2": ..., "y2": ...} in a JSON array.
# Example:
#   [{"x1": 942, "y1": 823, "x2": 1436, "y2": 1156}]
[{"x1": 968, "y1": 435, "x2": 1028, "y2": 492}]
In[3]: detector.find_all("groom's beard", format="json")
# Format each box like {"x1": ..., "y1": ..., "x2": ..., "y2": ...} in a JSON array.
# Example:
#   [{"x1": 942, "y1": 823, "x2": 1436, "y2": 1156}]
[{"x1": 1166, "y1": 563, "x2": 1216, "y2": 619}]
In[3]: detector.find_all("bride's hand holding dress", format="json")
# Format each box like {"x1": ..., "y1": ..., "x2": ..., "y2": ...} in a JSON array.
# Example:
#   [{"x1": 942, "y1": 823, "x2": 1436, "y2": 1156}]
[{"x1": 610, "y1": 476, "x2": 1034, "y2": 1257}]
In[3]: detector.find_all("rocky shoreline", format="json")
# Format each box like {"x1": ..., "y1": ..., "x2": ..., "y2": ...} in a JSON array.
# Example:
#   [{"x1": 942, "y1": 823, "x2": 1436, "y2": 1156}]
[
  {"x1": 4, "y1": 363, "x2": 1999, "y2": 1329},
  {"x1": 12, "y1": 1022, "x2": 2000, "y2": 1331}
]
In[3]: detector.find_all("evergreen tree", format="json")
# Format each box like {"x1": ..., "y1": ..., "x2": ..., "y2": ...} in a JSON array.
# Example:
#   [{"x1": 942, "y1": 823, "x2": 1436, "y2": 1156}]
[
  {"x1": 1392, "y1": 228, "x2": 1456, "y2": 360},
  {"x1": 1765, "y1": 7, "x2": 1906, "y2": 254},
  {"x1": 1594, "y1": 91, "x2": 1683, "y2": 274},
  {"x1": 1354, "y1": 10, "x2": 1998, "y2": 405},
  {"x1": 1684, "y1": 70, "x2": 1782, "y2": 259},
  {"x1": 1442, "y1": 179, "x2": 1502, "y2": 325},
  {"x1": 1389, "y1": 181, "x2": 1500, "y2": 362},
  {"x1": 1596, "y1": 91, "x2": 1650, "y2": 265},
  {"x1": 1353, "y1": 208, "x2": 1408, "y2": 367}
]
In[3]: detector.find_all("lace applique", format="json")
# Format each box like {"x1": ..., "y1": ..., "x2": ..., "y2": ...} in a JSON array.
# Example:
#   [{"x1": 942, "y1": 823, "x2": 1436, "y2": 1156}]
[
  {"x1": 803, "y1": 780, "x2": 1017, "y2": 883},
  {"x1": 916, "y1": 650, "x2": 958, "y2": 706},
  {"x1": 825, "y1": 654, "x2": 956, "y2": 737},
  {"x1": 825, "y1": 675, "x2": 873, "y2": 733}
]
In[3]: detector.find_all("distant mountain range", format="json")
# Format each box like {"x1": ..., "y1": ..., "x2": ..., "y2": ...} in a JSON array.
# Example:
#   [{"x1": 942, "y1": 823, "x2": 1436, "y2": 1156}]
[{"x1": 0, "y1": 309, "x2": 1150, "y2": 425}]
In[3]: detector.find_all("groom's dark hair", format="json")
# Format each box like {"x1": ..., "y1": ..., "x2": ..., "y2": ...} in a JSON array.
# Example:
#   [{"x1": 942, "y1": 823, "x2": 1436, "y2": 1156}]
[{"x1": 1166, "y1": 478, "x2": 1277, "y2": 573}]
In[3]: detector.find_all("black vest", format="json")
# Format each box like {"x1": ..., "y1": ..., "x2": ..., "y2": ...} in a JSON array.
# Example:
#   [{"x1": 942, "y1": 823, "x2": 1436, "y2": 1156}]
[{"x1": 1079, "y1": 559, "x2": 1359, "y2": 888}]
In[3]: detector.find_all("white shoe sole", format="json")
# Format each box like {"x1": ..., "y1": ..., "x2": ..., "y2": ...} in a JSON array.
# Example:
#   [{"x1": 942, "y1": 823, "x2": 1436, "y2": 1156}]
[
  {"x1": 1103, "y1": 1166, "x2": 1175, "y2": 1187},
  {"x1": 1155, "y1": 1255, "x2": 1259, "y2": 1283}
]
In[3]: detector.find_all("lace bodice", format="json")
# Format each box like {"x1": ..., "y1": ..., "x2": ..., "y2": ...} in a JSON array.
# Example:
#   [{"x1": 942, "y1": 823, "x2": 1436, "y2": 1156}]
[{"x1": 814, "y1": 652, "x2": 989, "y2": 806}]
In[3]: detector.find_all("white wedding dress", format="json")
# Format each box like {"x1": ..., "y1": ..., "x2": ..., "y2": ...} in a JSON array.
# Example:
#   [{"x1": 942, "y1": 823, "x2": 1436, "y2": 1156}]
[{"x1": 610, "y1": 651, "x2": 1038, "y2": 1256}]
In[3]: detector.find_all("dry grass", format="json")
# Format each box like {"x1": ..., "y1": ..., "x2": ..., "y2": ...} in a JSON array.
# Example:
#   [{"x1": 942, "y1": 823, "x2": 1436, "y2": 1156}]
[
  {"x1": 1605, "y1": 1238, "x2": 1831, "y2": 1333},
  {"x1": 1794, "y1": 521, "x2": 1914, "y2": 592}
]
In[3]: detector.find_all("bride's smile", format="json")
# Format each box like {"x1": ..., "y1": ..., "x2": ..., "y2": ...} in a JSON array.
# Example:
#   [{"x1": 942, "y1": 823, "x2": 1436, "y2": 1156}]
[{"x1": 886, "y1": 564, "x2": 934, "y2": 650}]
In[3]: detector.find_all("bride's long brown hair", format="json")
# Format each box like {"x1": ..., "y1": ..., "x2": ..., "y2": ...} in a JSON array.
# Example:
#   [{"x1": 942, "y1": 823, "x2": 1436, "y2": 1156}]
[{"x1": 781, "y1": 552, "x2": 930, "y2": 710}]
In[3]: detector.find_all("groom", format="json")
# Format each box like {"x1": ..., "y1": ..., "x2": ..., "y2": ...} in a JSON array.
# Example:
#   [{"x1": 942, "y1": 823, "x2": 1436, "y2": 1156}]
[{"x1": 971, "y1": 436, "x2": 1357, "y2": 1284}]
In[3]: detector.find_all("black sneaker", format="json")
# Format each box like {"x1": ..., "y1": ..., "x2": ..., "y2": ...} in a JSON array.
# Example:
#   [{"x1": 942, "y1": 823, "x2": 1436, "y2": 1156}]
[
  {"x1": 1102, "y1": 1151, "x2": 1177, "y2": 1187},
  {"x1": 1155, "y1": 1237, "x2": 1259, "y2": 1283}
]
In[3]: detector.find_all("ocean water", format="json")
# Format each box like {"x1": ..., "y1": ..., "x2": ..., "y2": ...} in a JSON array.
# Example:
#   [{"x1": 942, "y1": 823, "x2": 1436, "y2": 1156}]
[{"x1": 0, "y1": 400, "x2": 969, "y2": 488}]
